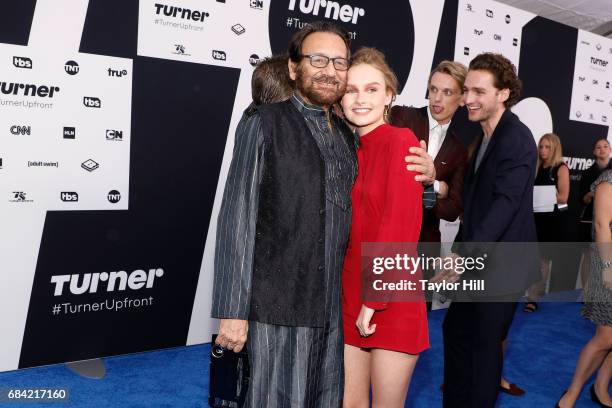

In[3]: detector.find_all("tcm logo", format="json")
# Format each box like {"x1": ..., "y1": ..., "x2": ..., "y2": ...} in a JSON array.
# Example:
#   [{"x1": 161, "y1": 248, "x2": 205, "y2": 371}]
[
  {"x1": 154, "y1": 3, "x2": 209, "y2": 21},
  {"x1": 288, "y1": 0, "x2": 365, "y2": 25},
  {"x1": 106, "y1": 129, "x2": 123, "y2": 141},
  {"x1": 64, "y1": 60, "x2": 79, "y2": 75},
  {"x1": 10, "y1": 125, "x2": 31, "y2": 135},
  {"x1": 486, "y1": 9, "x2": 493, "y2": 18},
  {"x1": 61, "y1": 192, "x2": 78, "y2": 202},
  {"x1": 250, "y1": 0, "x2": 263, "y2": 9},
  {"x1": 10, "y1": 191, "x2": 32, "y2": 203},
  {"x1": 493, "y1": 34, "x2": 502, "y2": 41},
  {"x1": 212, "y1": 50, "x2": 226, "y2": 61},
  {"x1": 107, "y1": 190, "x2": 121, "y2": 203},
  {"x1": 50, "y1": 268, "x2": 165, "y2": 296},
  {"x1": 0, "y1": 82, "x2": 59, "y2": 97},
  {"x1": 249, "y1": 54, "x2": 263, "y2": 66},
  {"x1": 13, "y1": 56, "x2": 32, "y2": 69},
  {"x1": 108, "y1": 68, "x2": 128, "y2": 77},
  {"x1": 63, "y1": 127, "x2": 75, "y2": 139},
  {"x1": 83, "y1": 97, "x2": 101, "y2": 108},
  {"x1": 590, "y1": 57, "x2": 608, "y2": 67},
  {"x1": 473, "y1": 29, "x2": 483, "y2": 36}
]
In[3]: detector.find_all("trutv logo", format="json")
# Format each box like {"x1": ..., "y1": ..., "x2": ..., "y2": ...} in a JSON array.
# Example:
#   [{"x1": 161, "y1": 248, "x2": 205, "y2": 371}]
[
  {"x1": 50, "y1": 268, "x2": 165, "y2": 296},
  {"x1": 288, "y1": 0, "x2": 365, "y2": 24}
]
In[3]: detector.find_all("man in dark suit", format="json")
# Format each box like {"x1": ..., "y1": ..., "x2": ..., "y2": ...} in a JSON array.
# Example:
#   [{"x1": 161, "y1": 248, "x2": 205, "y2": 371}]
[
  {"x1": 431, "y1": 53, "x2": 538, "y2": 408},
  {"x1": 390, "y1": 61, "x2": 472, "y2": 244}
]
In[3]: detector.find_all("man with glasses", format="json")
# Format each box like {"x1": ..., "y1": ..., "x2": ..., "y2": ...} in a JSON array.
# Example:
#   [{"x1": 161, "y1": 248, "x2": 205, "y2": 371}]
[{"x1": 211, "y1": 21, "x2": 435, "y2": 407}]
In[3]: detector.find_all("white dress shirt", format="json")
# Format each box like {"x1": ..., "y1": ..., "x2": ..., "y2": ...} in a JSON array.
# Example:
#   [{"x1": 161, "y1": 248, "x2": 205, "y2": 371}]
[{"x1": 426, "y1": 106, "x2": 451, "y2": 193}]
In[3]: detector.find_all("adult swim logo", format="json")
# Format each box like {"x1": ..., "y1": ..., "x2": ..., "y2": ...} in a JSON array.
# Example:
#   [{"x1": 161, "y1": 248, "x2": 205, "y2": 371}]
[
  {"x1": 50, "y1": 268, "x2": 165, "y2": 296},
  {"x1": 287, "y1": 0, "x2": 365, "y2": 24},
  {"x1": 13, "y1": 56, "x2": 32, "y2": 69},
  {"x1": 64, "y1": 61, "x2": 79, "y2": 75},
  {"x1": 81, "y1": 159, "x2": 99, "y2": 172},
  {"x1": 154, "y1": 3, "x2": 210, "y2": 21},
  {"x1": 0, "y1": 82, "x2": 60, "y2": 98}
]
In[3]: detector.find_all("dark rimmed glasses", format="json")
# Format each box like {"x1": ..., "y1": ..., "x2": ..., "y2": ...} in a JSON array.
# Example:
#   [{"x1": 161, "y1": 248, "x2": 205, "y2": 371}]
[{"x1": 300, "y1": 54, "x2": 350, "y2": 71}]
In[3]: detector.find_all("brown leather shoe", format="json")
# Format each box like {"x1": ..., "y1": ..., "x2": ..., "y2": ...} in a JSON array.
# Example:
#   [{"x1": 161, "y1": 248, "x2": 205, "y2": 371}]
[{"x1": 500, "y1": 383, "x2": 526, "y2": 396}]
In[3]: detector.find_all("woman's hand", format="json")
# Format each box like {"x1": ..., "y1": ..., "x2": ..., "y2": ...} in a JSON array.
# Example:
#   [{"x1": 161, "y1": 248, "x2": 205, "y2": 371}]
[{"x1": 356, "y1": 305, "x2": 376, "y2": 337}]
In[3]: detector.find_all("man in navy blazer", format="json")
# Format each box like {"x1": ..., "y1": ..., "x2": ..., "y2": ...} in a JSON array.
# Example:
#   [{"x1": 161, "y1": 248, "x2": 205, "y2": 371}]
[{"x1": 431, "y1": 53, "x2": 538, "y2": 407}]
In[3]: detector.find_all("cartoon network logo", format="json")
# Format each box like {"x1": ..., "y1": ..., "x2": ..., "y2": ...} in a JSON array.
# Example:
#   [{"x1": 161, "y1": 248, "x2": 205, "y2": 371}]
[
  {"x1": 50, "y1": 268, "x2": 165, "y2": 296},
  {"x1": 288, "y1": 0, "x2": 365, "y2": 24}
]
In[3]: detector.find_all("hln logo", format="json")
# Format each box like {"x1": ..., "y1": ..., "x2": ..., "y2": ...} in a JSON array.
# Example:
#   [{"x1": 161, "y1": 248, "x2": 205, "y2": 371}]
[
  {"x1": 13, "y1": 56, "x2": 32, "y2": 69},
  {"x1": 63, "y1": 127, "x2": 75, "y2": 139},
  {"x1": 106, "y1": 129, "x2": 123, "y2": 140},
  {"x1": 83, "y1": 97, "x2": 101, "y2": 108},
  {"x1": 10, "y1": 125, "x2": 31, "y2": 135},
  {"x1": 61, "y1": 192, "x2": 78, "y2": 202}
]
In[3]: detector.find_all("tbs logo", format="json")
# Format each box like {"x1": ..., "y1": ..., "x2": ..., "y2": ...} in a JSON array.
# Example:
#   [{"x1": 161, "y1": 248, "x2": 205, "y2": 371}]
[
  {"x1": 108, "y1": 190, "x2": 121, "y2": 204},
  {"x1": 83, "y1": 97, "x2": 101, "y2": 108},
  {"x1": 13, "y1": 56, "x2": 32, "y2": 69},
  {"x1": 106, "y1": 129, "x2": 123, "y2": 141},
  {"x1": 61, "y1": 192, "x2": 78, "y2": 202},
  {"x1": 212, "y1": 50, "x2": 227, "y2": 61},
  {"x1": 64, "y1": 60, "x2": 79, "y2": 75}
]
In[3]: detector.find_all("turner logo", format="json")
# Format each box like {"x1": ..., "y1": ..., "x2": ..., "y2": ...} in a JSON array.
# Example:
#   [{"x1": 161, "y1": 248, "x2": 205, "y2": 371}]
[
  {"x1": 107, "y1": 190, "x2": 121, "y2": 203},
  {"x1": 590, "y1": 57, "x2": 608, "y2": 67},
  {"x1": 63, "y1": 127, "x2": 75, "y2": 139},
  {"x1": 565, "y1": 157, "x2": 594, "y2": 171},
  {"x1": 13, "y1": 56, "x2": 32, "y2": 69},
  {"x1": 50, "y1": 268, "x2": 165, "y2": 296},
  {"x1": 154, "y1": 3, "x2": 210, "y2": 21},
  {"x1": 61, "y1": 192, "x2": 78, "y2": 202},
  {"x1": 64, "y1": 60, "x2": 79, "y2": 75},
  {"x1": 83, "y1": 97, "x2": 101, "y2": 108},
  {"x1": 212, "y1": 50, "x2": 226, "y2": 61},
  {"x1": 288, "y1": 0, "x2": 365, "y2": 24},
  {"x1": 108, "y1": 68, "x2": 128, "y2": 77},
  {"x1": 0, "y1": 82, "x2": 60, "y2": 97},
  {"x1": 10, "y1": 125, "x2": 31, "y2": 135}
]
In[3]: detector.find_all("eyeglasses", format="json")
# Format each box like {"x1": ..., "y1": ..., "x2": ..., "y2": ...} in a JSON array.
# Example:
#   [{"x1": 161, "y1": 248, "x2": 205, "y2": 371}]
[{"x1": 301, "y1": 54, "x2": 349, "y2": 71}]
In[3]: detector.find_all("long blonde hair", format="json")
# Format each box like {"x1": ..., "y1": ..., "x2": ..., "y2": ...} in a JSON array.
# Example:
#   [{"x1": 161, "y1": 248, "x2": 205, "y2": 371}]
[{"x1": 537, "y1": 133, "x2": 564, "y2": 168}]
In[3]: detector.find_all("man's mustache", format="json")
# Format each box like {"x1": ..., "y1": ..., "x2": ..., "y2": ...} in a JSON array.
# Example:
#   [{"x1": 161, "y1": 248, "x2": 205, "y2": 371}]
[{"x1": 312, "y1": 75, "x2": 340, "y2": 85}]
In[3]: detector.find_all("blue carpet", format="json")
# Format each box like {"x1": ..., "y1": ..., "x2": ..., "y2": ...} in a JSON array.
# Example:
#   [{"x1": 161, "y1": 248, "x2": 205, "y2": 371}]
[{"x1": 0, "y1": 302, "x2": 602, "y2": 407}]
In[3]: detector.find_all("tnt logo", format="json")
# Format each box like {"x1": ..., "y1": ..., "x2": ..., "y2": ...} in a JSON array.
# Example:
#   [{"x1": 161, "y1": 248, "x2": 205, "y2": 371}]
[
  {"x1": 250, "y1": 0, "x2": 263, "y2": 9},
  {"x1": 64, "y1": 60, "x2": 79, "y2": 75},
  {"x1": 249, "y1": 54, "x2": 263, "y2": 66},
  {"x1": 108, "y1": 68, "x2": 128, "y2": 77},
  {"x1": 61, "y1": 192, "x2": 78, "y2": 202},
  {"x1": 13, "y1": 56, "x2": 32, "y2": 69},
  {"x1": 10, "y1": 125, "x2": 31, "y2": 135},
  {"x1": 106, "y1": 129, "x2": 123, "y2": 141},
  {"x1": 108, "y1": 190, "x2": 121, "y2": 204},
  {"x1": 212, "y1": 50, "x2": 227, "y2": 61},
  {"x1": 83, "y1": 97, "x2": 101, "y2": 108}
]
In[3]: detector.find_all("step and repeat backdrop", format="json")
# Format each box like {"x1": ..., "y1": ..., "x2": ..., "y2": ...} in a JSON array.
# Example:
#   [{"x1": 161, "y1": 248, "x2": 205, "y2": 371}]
[{"x1": 0, "y1": 0, "x2": 610, "y2": 372}]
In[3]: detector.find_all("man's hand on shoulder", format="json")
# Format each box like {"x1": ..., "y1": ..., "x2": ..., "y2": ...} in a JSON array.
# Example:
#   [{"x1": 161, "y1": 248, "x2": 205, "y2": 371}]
[{"x1": 406, "y1": 140, "x2": 436, "y2": 184}]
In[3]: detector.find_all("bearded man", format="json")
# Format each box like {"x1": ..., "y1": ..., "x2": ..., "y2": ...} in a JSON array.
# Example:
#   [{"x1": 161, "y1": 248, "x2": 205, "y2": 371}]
[{"x1": 211, "y1": 21, "x2": 434, "y2": 407}]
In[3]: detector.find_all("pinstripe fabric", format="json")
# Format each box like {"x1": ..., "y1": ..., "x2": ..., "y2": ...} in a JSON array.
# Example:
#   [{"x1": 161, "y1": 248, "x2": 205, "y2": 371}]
[
  {"x1": 211, "y1": 107, "x2": 264, "y2": 320},
  {"x1": 212, "y1": 94, "x2": 355, "y2": 407},
  {"x1": 244, "y1": 95, "x2": 354, "y2": 407}
]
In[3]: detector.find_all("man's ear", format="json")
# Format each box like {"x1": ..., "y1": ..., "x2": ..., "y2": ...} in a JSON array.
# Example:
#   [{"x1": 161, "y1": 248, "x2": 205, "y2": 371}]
[
  {"x1": 288, "y1": 59, "x2": 298, "y2": 81},
  {"x1": 498, "y1": 88, "x2": 510, "y2": 103}
]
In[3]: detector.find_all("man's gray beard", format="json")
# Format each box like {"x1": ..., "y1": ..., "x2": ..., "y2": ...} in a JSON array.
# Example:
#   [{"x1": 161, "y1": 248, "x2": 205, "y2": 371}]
[{"x1": 295, "y1": 67, "x2": 345, "y2": 107}]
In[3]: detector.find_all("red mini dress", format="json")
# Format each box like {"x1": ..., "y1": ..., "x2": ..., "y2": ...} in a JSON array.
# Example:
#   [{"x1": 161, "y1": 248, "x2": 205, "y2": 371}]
[{"x1": 342, "y1": 123, "x2": 429, "y2": 354}]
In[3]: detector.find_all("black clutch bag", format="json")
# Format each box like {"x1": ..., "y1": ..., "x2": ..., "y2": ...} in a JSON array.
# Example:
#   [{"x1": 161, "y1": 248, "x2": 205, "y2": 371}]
[{"x1": 209, "y1": 334, "x2": 250, "y2": 408}]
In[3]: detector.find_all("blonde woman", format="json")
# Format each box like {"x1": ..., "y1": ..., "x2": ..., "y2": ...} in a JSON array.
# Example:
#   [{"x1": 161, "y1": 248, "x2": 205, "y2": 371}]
[
  {"x1": 341, "y1": 47, "x2": 428, "y2": 408},
  {"x1": 525, "y1": 133, "x2": 570, "y2": 312}
]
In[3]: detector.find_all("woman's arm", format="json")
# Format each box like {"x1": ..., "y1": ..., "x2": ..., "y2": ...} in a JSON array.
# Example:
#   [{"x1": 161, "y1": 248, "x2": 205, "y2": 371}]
[{"x1": 556, "y1": 164, "x2": 570, "y2": 204}]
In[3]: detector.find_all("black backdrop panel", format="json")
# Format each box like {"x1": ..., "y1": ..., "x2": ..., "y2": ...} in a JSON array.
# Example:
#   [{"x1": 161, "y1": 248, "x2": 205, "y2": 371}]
[{"x1": 0, "y1": 0, "x2": 37, "y2": 46}]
